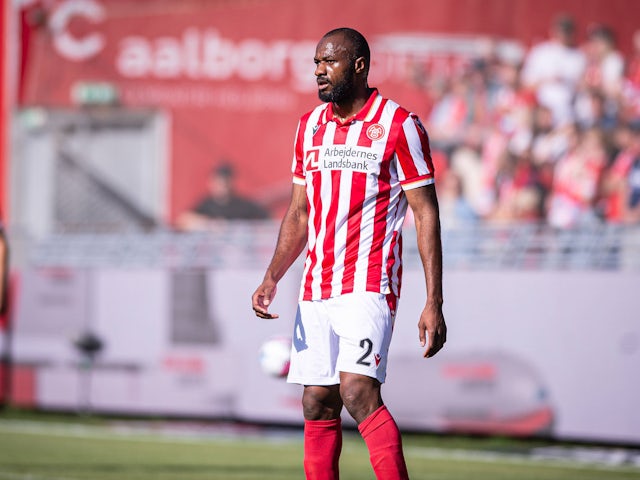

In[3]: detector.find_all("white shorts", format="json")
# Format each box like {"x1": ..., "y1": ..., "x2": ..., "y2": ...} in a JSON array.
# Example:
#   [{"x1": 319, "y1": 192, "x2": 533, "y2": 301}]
[{"x1": 287, "y1": 291, "x2": 397, "y2": 386}]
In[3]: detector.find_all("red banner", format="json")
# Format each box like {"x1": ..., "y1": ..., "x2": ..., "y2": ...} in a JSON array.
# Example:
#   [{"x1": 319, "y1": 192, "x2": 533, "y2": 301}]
[{"x1": 17, "y1": 0, "x2": 640, "y2": 222}]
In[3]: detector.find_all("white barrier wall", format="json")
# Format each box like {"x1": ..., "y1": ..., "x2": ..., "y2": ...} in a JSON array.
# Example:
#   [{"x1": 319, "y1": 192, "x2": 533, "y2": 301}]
[{"x1": 12, "y1": 261, "x2": 640, "y2": 444}]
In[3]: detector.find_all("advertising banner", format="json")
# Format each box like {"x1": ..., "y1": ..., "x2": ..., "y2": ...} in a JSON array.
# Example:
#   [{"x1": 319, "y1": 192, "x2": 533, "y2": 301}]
[
  {"x1": 17, "y1": 0, "x2": 639, "y2": 223},
  {"x1": 11, "y1": 255, "x2": 640, "y2": 444}
]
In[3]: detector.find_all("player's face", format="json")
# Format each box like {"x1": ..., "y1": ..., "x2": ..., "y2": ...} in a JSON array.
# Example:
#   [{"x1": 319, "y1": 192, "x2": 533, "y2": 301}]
[{"x1": 314, "y1": 35, "x2": 356, "y2": 104}]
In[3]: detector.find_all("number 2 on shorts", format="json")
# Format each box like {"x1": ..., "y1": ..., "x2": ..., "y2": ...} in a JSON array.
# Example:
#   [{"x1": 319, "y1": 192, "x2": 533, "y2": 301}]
[{"x1": 356, "y1": 338, "x2": 373, "y2": 366}]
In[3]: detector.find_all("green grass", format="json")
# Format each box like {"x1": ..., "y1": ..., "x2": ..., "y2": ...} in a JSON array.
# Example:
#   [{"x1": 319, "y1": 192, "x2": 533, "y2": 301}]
[{"x1": 0, "y1": 411, "x2": 638, "y2": 480}]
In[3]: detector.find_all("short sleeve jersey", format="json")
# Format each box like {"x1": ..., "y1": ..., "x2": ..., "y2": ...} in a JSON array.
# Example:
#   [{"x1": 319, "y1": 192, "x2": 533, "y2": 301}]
[{"x1": 292, "y1": 89, "x2": 435, "y2": 301}]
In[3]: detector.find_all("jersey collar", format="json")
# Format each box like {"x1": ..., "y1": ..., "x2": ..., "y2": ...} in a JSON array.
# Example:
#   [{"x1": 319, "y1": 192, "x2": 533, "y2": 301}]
[{"x1": 326, "y1": 88, "x2": 380, "y2": 126}]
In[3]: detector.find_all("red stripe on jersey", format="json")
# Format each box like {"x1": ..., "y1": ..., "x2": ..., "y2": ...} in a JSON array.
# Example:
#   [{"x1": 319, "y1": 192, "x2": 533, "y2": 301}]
[
  {"x1": 293, "y1": 112, "x2": 312, "y2": 179},
  {"x1": 341, "y1": 171, "x2": 367, "y2": 294},
  {"x1": 385, "y1": 231, "x2": 401, "y2": 297},
  {"x1": 413, "y1": 115, "x2": 434, "y2": 174},
  {"x1": 396, "y1": 114, "x2": 435, "y2": 183},
  {"x1": 345, "y1": 104, "x2": 387, "y2": 292},
  {"x1": 358, "y1": 124, "x2": 373, "y2": 148},
  {"x1": 410, "y1": 115, "x2": 435, "y2": 184},
  {"x1": 394, "y1": 113, "x2": 421, "y2": 180},
  {"x1": 302, "y1": 172, "x2": 323, "y2": 300},
  {"x1": 314, "y1": 122, "x2": 329, "y2": 147},
  {"x1": 366, "y1": 156, "x2": 393, "y2": 292},
  {"x1": 365, "y1": 108, "x2": 402, "y2": 292},
  {"x1": 333, "y1": 124, "x2": 349, "y2": 145},
  {"x1": 319, "y1": 170, "x2": 341, "y2": 298}
]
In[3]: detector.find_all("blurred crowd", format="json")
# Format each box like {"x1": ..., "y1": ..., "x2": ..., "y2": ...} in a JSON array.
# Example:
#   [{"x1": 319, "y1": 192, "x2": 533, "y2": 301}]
[{"x1": 418, "y1": 15, "x2": 640, "y2": 228}]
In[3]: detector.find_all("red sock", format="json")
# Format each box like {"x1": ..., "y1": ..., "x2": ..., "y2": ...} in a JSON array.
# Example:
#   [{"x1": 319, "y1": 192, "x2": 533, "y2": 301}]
[
  {"x1": 358, "y1": 405, "x2": 409, "y2": 480},
  {"x1": 304, "y1": 418, "x2": 342, "y2": 480}
]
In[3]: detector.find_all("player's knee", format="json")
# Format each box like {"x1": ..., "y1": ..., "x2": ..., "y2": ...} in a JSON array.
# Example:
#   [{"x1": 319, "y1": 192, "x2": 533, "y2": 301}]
[
  {"x1": 302, "y1": 386, "x2": 342, "y2": 420},
  {"x1": 340, "y1": 383, "x2": 367, "y2": 415},
  {"x1": 340, "y1": 375, "x2": 382, "y2": 424}
]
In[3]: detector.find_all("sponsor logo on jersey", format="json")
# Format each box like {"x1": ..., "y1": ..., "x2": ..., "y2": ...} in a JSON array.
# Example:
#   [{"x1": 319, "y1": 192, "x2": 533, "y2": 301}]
[
  {"x1": 305, "y1": 149, "x2": 320, "y2": 172},
  {"x1": 308, "y1": 145, "x2": 381, "y2": 174}
]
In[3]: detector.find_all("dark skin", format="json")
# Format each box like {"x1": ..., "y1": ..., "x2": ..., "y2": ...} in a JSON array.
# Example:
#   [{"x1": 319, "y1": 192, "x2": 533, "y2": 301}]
[
  {"x1": 314, "y1": 33, "x2": 370, "y2": 121},
  {"x1": 252, "y1": 32, "x2": 446, "y2": 424}
]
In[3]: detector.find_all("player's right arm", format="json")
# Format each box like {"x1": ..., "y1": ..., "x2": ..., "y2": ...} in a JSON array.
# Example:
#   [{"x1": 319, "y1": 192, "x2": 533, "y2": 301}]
[{"x1": 252, "y1": 183, "x2": 308, "y2": 319}]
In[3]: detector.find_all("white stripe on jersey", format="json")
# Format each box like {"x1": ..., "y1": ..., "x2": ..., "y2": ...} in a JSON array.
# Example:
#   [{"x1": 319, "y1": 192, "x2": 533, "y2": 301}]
[{"x1": 292, "y1": 90, "x2": 434, "y2": 301}]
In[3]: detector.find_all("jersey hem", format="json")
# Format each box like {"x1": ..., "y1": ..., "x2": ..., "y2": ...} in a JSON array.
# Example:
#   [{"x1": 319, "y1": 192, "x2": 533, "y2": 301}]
[{"x1": 299, "y1": 286, "x2": 400, "y2": 302}]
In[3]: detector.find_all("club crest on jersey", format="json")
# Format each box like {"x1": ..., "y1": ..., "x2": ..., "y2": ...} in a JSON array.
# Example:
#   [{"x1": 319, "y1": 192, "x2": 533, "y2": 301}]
[{"x1": 366, "y1": 123, "x2": 385, "y2": 141}]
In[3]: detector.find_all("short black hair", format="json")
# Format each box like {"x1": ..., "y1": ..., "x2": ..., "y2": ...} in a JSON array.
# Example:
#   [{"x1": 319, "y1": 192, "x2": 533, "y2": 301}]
[
  {"x1": 322, "y1": 27, "x2": 370, "y2": 68},
  {"x1": 212, "y1": 162, "x2": 234, "y2": 178},
  {"x1": 553, "y1": 14, "x2": 576, "y2": 36},
  {"x1": 588, "y1": 24, "x2": 616, "y2": 46}
]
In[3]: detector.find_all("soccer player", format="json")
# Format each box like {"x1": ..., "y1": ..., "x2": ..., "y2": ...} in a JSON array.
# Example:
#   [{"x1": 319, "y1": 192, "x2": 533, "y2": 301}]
[{"x1": 252, "y1": 27, "x2": 446, "y2": 480}]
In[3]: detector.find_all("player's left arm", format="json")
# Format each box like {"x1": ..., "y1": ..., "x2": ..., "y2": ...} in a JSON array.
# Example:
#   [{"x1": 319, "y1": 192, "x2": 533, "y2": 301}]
[{"x1": 404, "y1": 184, "x2": 447, "y2": 358}]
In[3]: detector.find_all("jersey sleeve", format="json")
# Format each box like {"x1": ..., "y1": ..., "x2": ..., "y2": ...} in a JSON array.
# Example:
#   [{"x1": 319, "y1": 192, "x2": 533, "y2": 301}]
[
  {"x1": 395, "y1": 113, "x2": 435, "y2": 190},
  {"x1": 291, "y1": 118, "x2": 306, "y2": 186}
]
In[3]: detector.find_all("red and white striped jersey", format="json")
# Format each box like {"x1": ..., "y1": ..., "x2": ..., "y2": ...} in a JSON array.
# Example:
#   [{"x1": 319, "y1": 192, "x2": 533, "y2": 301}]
[{"x1": 292, "y1": 89, "x2": 435, "y2": 301}]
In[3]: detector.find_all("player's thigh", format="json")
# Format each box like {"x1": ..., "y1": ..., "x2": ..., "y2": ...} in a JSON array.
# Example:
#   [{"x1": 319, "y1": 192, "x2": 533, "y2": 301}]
[
  {"x1": 287, "y1": 300, "x2": 340, "y2": 385},
  {"x1": 329, "y1": 292, "x2": 394, "y2": 383}
]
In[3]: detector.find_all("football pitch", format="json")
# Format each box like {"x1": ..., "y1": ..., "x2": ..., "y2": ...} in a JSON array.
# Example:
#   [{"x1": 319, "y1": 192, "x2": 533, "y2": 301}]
[{"x1": 0, "y1": 415, "x2": 639, "y2": 480}]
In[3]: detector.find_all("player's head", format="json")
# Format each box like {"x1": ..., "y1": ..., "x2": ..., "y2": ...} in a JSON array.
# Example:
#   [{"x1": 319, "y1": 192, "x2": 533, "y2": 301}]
[{"x1": 315, "y1": 27, "x2": 370, "y2": 103}]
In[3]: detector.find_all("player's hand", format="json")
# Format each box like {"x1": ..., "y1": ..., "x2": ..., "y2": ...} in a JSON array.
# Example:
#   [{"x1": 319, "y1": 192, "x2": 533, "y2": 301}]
[
  {"x1": 418, "y1": 302, "x2": 446, "y2": 358},
  {"x1": 252, "y1": 281, "x2": 279, "y2": 319}
]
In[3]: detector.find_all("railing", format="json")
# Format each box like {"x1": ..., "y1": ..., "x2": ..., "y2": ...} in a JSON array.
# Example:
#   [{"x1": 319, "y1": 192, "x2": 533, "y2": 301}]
[{"x1": 27, "y1": 222, "x2": 640, "y2": 271}]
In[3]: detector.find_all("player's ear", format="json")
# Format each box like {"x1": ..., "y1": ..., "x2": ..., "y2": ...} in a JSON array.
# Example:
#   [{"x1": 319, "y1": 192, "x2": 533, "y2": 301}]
[{"x1": 354, "y1": 56, "x2": 366, "y2": 75}]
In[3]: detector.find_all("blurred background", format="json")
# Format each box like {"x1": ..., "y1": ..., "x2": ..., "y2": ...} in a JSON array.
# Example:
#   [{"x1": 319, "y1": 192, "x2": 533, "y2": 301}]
[{"x1": 0, "y1": 0, "x2": 639, "y2": 447}]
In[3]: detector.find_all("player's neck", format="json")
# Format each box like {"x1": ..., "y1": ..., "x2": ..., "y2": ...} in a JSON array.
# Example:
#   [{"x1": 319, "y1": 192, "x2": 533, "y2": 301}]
[{"x1": 332, "y1": 86, "x2": 373, "y2": 123}]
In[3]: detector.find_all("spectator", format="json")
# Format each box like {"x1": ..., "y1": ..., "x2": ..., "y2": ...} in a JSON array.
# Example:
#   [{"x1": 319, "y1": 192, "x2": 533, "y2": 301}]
[
  {"x1": 491, "y1": 150, "x2": 545, "y2": 223},
  {"x1": 575, "y1": 24, "x2": 624, "y2": 132},
  {"x1": 449, "y1": 124, "x2": 490, "y2": 218},
  {"x1": 409, "y1": 15, "x2": 640, "y2": 229},
  {"x1": 437, "y1": 170, "x2": 479, "y2": 228},
  {"x1": 427, "y1": 75, "x2": 473, "y2": 156},
  {"x1": 547, "y1": 127, "x2": 607, "y2": 228},
  {"x1": 600, "y1": 123, "x2": 640, "y2": 223},
  {"x1": 624, "y1": 150, "x2": 640, "y2": 223},
  {"x1": 531, "y1": 105, "x2": 572, "y2": 166},
  {"x1": 582, "y1": 24, "x2": 625, "y2": 101},
  {"x1": 176, "y1": 163, "x2": 270, "y2": 231},
  {"x1": 521, "y1": 14, "x2": 586, "y2": 127},
  {"x1": 621, "y1": 29, "x2": 640, "y2": 125}
]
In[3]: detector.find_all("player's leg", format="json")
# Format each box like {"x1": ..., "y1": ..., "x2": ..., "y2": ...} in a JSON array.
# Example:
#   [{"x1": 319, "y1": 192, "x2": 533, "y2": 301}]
[
  {"x1": 331, "y1": 292, "x2": 409, "y2": 480},
  {"x1": 341, "y1": 372, "x2": 409, "y2": 480},
  {"x1": 287, "y1": 301, "x2": 343, "y2": 479},
  {"x1": 302, "y1": 385, "x2": 343, "y2": 480},
  {"x1": 338, "y1": 372, "x2": 381, "y2": 423}
]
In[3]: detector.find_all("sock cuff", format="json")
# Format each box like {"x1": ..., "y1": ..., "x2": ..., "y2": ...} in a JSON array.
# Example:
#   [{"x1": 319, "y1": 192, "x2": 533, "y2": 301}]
[
  {"x1": 358, "y1": 404, "x2": 392, "y2": 437},
  {"x1": 305, "y1": 417, "x2": 342, "y2": 433}
]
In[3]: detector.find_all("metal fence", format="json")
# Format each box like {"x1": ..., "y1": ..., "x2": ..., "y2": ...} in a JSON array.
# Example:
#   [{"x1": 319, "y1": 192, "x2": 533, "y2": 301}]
[{"x1": 27, "y1": 222, "x2": 640, "y2": 271}]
